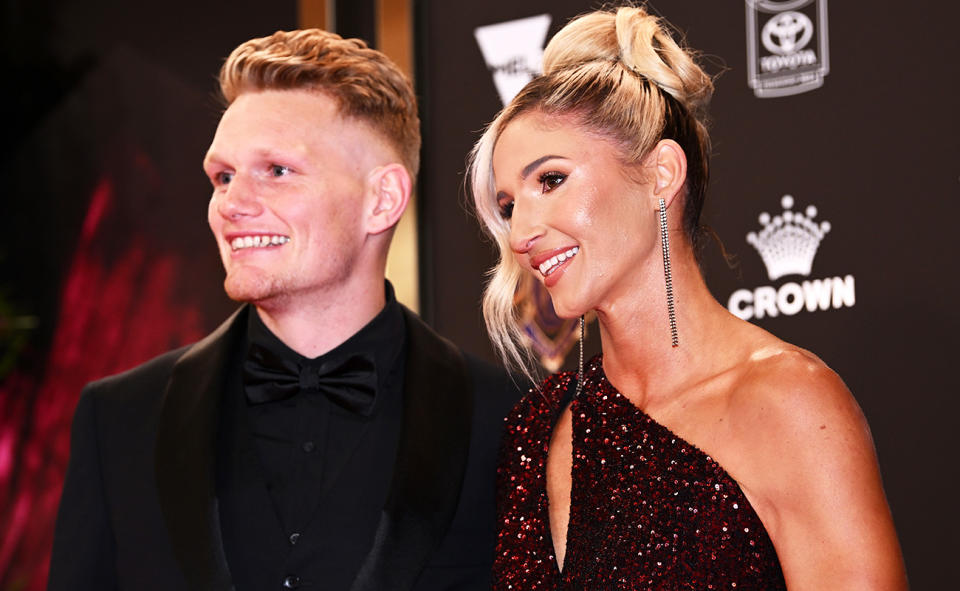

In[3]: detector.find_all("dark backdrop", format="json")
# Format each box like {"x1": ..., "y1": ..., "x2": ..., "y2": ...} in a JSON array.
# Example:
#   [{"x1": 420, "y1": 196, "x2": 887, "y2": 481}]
[
  {"x1": 0, "y1": 0, "x2": 956, "y2": 588},
  {"x1": 415, "y1": 1, "x2": 959, "y2": 588},
  {"x1": 0, "y1": 1, "x2": 295, "y2": 588}
]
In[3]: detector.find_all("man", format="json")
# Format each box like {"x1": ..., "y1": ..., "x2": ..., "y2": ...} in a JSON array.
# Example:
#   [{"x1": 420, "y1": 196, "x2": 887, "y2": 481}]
[{"x1": 48, "y1": 29, "x2": 520, "y2": 590}]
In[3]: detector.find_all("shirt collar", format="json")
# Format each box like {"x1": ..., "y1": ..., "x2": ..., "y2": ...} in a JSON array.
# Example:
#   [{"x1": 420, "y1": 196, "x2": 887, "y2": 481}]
[{"x1": 246, "y1": 281, "x2": 406, "y2": 397}]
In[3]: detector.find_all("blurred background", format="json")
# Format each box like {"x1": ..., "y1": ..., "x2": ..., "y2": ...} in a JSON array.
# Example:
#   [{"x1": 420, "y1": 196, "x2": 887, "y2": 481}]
[{"x1": 1, "y1": 0, "x2": 956, "y2": 588}]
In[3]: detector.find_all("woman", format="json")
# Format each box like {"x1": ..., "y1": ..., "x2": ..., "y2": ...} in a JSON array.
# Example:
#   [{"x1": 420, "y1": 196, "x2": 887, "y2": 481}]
[{"x1": 469, "y1": 6, "x2": 907, "y2": 590}]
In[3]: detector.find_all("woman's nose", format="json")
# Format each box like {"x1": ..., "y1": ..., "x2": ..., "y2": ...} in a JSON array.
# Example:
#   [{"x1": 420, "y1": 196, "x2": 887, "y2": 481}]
[{"x1": 508, "y1": 199, "x2": 544, "y2": 255}]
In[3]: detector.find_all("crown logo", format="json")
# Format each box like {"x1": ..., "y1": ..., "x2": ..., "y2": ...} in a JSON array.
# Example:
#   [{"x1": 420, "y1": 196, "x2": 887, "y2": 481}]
[{"x1": 747, "y1": 195, "x2": 831, "y2": 280}]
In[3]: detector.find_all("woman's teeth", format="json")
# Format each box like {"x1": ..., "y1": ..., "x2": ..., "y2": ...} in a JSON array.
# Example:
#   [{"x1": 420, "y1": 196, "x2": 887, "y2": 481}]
[
  {"x1": 231, "y1": 235, "x2": 290, "y2": 250},
  {"x1": 538, "y1": 246, "x2": 579, "y2": 276}
]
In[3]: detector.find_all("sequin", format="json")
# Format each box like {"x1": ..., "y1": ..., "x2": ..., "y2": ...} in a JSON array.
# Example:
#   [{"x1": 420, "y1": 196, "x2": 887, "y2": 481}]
[{"x1": 493, "y1": 356, "x2": 786, "y2": 590}]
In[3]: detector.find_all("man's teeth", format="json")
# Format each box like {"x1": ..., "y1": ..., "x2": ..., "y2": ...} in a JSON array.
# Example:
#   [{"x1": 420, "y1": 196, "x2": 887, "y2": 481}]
[
  {"x1": 231, "y1": 235, "x2": 290, "y2": 250},
  {"x1": 538, "y1": 246, "x2": 579, "y2": 276}
]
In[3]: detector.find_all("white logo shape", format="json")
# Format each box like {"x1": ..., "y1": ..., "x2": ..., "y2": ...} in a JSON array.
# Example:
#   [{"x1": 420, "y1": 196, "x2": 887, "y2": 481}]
[
  {"x1": 747, "y1": 195, "x2": 831, "y2": 281},
  {"x1": 474, "y1": 14, "x2": 551, "y2": 106},
  {"x1": 762, "y1": 11, "x2": 814, "y2": 55},
  {"x1": 745, "y1": 0, "x2": 830, "y2": 98},
  {"x1": 729, "y1": 189, "x2": 854, "y2": 321}
]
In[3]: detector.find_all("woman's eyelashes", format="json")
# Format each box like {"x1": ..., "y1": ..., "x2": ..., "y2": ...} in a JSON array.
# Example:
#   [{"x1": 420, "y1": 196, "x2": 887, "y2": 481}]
[
  {"x1": 496, "y1": 171, "x2": 567, "y2": 220},
  {"x1": 497, "y1": 195, "x2": 514, "y2": 220},
  {"x1": 538, "y1": 171, "x2": 566, "y2": 192}
]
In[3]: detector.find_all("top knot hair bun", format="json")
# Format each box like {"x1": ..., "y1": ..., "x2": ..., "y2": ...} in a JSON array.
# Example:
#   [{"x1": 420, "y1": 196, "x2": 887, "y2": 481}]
[{"x1": 543, "y1": 6, "x2": 713, "y2": 117}]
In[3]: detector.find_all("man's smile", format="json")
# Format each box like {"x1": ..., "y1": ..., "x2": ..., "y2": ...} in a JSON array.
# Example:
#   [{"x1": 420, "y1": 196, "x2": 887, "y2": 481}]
[{"x1": 229, "y1": 234, "x2": 291, "y2": 250}]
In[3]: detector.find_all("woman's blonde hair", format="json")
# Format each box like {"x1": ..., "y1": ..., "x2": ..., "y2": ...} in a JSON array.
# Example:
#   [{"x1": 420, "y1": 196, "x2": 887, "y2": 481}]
[{"x1": 468, "y1": 5, "x2": 714, "y2": 378}]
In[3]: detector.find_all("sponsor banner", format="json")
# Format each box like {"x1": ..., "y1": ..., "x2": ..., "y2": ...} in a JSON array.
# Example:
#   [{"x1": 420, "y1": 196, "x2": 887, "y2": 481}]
[
  {"x1": 418, "y1": 3, "x2": 960, "y2": 586},
  {"x1": 728, "y1": 195, "x2": 855, "y2": 321},
  {"x1": 729, "y1": 275, "x2": 856, "y2": 321},
  {"x1": 746, "y1": 0, "x2": 830, "y2": 97},
  {"x1": 474, "y1": 14, "x2": 551, "y2": 106}
]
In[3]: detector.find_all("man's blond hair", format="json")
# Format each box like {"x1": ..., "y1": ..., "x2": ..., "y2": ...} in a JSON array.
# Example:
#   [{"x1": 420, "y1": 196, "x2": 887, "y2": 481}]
[{"x1": 219, "y1": 29, "x2": 420, "y2": 176}]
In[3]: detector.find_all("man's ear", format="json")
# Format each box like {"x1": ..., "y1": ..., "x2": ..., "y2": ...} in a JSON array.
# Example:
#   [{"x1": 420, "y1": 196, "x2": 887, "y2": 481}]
[
  {"x1": 650, "y1": 139, "x2": 687, "y2": 210},
  {"x1": 366, "y1": 163, "x2": 412, "y2": 235}
]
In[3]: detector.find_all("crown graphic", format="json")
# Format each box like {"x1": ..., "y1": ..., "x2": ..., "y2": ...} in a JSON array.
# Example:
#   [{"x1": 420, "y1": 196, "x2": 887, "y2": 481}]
[{"x1": 746, "y1": 195, "x2": 831, "y2": 280}]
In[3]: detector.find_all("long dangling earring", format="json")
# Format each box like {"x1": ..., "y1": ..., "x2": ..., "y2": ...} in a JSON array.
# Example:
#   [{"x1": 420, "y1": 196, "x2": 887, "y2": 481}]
[
  {"x1": 574, "y1": 315, "x2": 585, "y2": 396},
  {"x1": 659, "y1": 198, "x2": 679, "y2": 347}
]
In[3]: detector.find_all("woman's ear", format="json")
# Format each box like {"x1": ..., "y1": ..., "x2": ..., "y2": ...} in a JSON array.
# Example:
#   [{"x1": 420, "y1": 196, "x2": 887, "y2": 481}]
[
  {"x1": 651, "y1": 139, "x2": 687, "y2": 210},
  {"x1": 365, "y1": 163, "x2": 412, "y2": 235}
]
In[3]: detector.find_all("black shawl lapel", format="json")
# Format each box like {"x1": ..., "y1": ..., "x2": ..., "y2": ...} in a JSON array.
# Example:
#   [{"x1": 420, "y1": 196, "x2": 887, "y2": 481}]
[
  {"x1": 349, "y1": 307, "x2": 474, "y2": 591},
  {"x1": 155, "y1": 306, "x2": 249, "y2": 591}
]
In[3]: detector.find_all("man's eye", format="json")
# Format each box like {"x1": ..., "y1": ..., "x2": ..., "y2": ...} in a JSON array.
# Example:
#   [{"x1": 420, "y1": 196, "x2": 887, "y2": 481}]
[
  {"x1": 215, "y1": 171, "x2": 234, "y2": 185},
  {"x1": 538, "y1": 171, "x2": 566, "y2": 192},
  {"x1": 271, "y1": 165, "x2": 291, "y2": 177}
]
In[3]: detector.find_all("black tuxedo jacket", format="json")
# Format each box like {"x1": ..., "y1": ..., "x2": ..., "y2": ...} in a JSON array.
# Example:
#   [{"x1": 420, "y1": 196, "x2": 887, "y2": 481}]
[{"x1": 48, "y1": 305, "x2": 521, "y2": 590}]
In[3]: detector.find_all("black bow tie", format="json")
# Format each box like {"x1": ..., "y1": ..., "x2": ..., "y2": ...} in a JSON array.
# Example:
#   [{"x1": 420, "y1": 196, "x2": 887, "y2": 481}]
[{"x1": 243, "y1": 343, "x2": 378, "y2": 416}]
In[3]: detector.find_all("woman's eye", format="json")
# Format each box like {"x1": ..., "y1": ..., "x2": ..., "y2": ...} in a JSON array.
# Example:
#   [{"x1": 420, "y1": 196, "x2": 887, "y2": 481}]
[
  {"x1": 538, "y1": 171, "x2": 566, "y2": 192},
  {"x1": 497, "y1": 199, "x2": 514, "y2": 220},
  {"x1": 271, "y1": 165, "x2": 291, "y2": 177}
]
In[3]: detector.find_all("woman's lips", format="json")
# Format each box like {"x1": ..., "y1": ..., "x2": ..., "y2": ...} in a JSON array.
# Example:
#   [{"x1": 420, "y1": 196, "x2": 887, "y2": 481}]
[{"x1": 535, "y1": 246, "x2": 579, "y2": 277}]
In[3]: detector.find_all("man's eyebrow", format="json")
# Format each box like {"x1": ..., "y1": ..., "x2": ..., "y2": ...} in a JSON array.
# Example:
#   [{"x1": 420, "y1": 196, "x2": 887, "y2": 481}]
[
  {"x1": 202, "y1": 146, "x2": 308, "y2": 169},
  {"x1": 521, "y1": 155, "x2": 565, "y2": 179}
]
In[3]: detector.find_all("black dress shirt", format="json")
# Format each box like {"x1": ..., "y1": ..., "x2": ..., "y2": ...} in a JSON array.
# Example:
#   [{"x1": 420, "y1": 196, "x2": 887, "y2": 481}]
[{"x1": 221, "y1": 283, "x2": 407, "y2": 589}]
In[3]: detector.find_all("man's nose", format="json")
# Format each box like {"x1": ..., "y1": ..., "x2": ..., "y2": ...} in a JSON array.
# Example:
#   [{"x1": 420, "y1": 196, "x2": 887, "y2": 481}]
[{"x1": 216, "y1": 174, "x2": 262, "y2": 219}]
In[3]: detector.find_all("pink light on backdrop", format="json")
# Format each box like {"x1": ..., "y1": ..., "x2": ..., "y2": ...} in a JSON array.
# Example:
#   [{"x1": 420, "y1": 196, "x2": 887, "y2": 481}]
[{"x1": 0, "y1": 176, "x2": 206, "y2": 590}]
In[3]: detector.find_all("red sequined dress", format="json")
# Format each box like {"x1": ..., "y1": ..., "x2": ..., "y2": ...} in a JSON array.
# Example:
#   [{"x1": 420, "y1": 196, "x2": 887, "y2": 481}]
[{"x1": 494, "y1": 356, "x2": 786, "y2": 590}]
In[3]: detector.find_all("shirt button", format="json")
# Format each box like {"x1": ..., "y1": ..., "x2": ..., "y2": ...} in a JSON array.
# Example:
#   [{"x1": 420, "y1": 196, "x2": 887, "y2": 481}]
[
  {"x1": 302, "y1": 441, "x2": 316, "y2": 453},
  {"x1": 289, "y1": 532, "x2": 301, "y2": 546},
  {"x1": 282, "y1": 575, "x2": 300, "y2": 588}
]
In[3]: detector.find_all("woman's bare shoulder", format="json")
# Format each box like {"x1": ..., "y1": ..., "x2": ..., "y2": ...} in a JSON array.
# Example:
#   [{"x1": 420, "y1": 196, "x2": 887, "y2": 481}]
[
  {"x1": 722, "y1": 340, "x2": 871, "y2": 475},
  {"x1": 723, "y1": 339, "x2": 882, "y2": 524},
  {"x1": 731, "y1": 342, "x2": 865, "y2": 437}
]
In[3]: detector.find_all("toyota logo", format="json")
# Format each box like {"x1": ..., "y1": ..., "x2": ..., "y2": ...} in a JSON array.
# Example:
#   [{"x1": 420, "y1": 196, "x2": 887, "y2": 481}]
[{"x1": 761, "y1": 11, "x2": 814, "y2": 55}]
